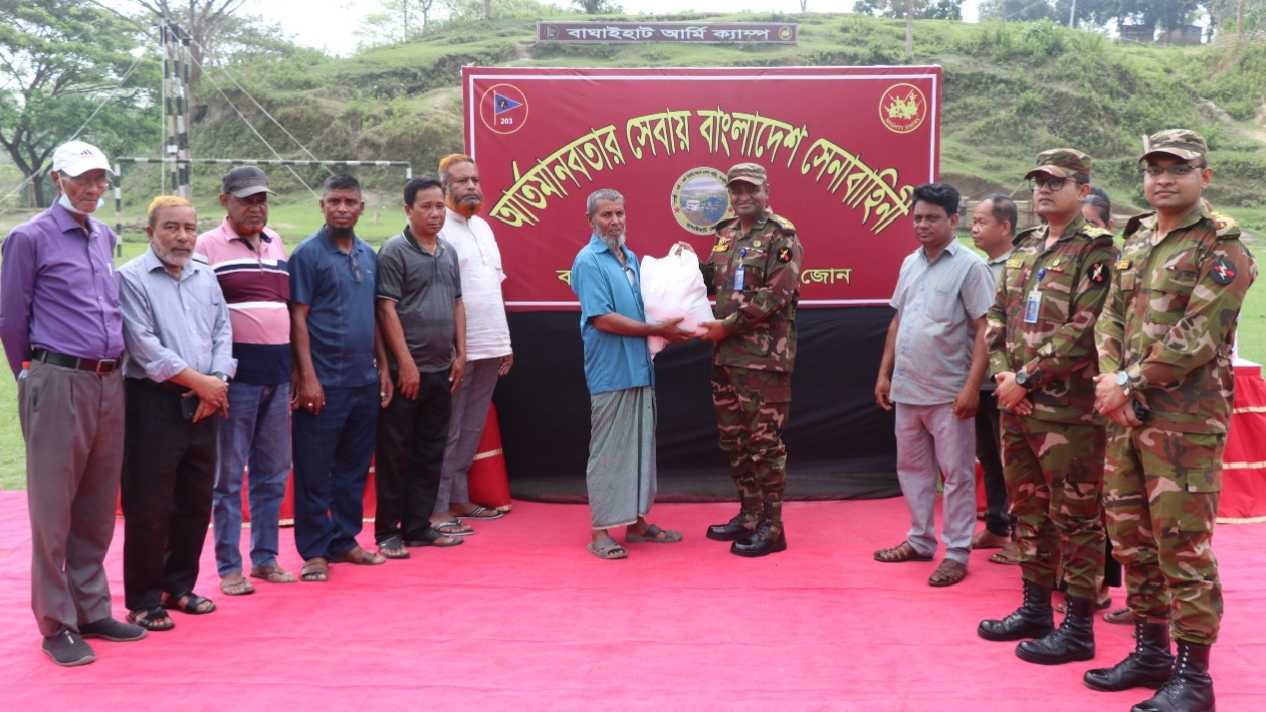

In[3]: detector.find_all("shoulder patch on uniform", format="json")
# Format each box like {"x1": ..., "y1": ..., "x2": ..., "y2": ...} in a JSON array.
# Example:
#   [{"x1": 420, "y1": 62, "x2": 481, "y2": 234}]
[
  {"x1": 1123, "y1": 211, "x2": 1155, "y2": 239},
  {"x1": 768, "y1": 213, "x2": 797, "y2": 233},
  {"x1": 1211, "y1": 213, "x2": 1241, "y2": 241},
  {"x1": 1087, "y1": 261, "x2": 1109, "y2": 286},
  {"x1": 714, "y1": 217, "x2": 738, "y2": 234},
  {"x1": 1211, "y1": 256, "x2": 1237, "y2": 285},
  {"x1": 1083, "y1": 226, "x2": 1112, "y2": 239},
  {"x1": 776, "y1": 246, "x2": 793, "y2": 263}
]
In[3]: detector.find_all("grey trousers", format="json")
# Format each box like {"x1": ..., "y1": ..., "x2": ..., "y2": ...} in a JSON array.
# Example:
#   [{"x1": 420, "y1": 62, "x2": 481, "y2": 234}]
[
  {"x1": 434, "y1": 357, "x2": 501, "y2": 514},
  {"x1": 894, "y1": 402, "x2": 976, "y2": 565},
  {"x1": 19, "y1": 361, "x2": 125, "y2": 637}
]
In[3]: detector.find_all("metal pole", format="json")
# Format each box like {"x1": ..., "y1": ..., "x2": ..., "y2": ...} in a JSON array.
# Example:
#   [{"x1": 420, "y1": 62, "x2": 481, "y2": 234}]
[
  {"x1": 1068, "y1": 0, "x2": 1078, "y2": 27},
  {"x1": 159, "y1": 23, "x2": 167, "y2": 194},
  {"x1": 113, "y1": 162, "x2": 123, "y2": 257}
]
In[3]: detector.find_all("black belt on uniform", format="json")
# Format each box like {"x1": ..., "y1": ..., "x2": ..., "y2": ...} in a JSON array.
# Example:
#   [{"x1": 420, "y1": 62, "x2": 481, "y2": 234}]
[{"x1": 31, "y1": 348, "x2": 119, "y2": 374}]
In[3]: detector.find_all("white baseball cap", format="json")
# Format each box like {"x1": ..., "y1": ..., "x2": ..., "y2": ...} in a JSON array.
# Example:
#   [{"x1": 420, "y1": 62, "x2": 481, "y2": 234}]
[{"x1": 51, "y1": 140, "x2": 113, "y2": 177}]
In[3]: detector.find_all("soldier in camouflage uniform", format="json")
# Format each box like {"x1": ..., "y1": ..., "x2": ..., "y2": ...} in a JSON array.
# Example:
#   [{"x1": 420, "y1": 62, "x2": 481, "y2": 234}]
[
  {"x1": 694, "y1": 162, "x2": 802, "y2": 558},
  {"x1": 1085, "y1": 130, "x2": 1255, "y2": 712},
  {"x1": 977, "y1": 149, "x2": 1118, "y2": 666}
]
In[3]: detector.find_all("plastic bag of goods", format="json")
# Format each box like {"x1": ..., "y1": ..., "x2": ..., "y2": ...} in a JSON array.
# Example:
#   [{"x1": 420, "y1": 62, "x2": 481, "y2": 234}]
[{"x1": 639, "y1": 247, "x2": 714, "y2": 357}]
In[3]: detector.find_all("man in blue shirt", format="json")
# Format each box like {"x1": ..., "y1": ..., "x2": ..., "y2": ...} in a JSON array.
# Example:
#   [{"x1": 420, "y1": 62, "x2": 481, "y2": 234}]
[
  {"x1": 570, "y1": 188, "x2": 691, "y2": 560},
  {"x1": 288, "y1": 175, "x2": 391, "y2": 581}
]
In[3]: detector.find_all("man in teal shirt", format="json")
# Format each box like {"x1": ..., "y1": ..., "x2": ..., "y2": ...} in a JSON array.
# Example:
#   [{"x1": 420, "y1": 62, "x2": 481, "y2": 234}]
[{"x1": 570, "y1": 188, "x2": 691, "y2": 560}]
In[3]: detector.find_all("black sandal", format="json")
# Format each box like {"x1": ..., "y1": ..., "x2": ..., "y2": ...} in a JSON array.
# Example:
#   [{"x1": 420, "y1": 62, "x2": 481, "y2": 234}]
[
  {"x1": 161, "y1": 592, "x2": 216, "y2": 615},
  {"x1": 127, "y1": 607, "x2": 175, "y2": 631}
]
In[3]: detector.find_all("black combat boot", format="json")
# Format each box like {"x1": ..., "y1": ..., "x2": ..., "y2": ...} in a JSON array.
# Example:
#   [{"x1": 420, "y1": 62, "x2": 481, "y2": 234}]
[
  {"x1": 1131, "y1": 640, "x2": 1215, "y2": 712},
  {"x1": 978, "y1": 580, "x2": 1055, "y2": 641},
  {"x1": 731, "y1": 497, "x2": 786, "y2": 557},
  {"x1": 1084, "y1": 621, "x2": 1174, "y2": 692},
  {"x1": 706, "y1": 495, "x2": 762, "y2": 541},
  {"x1": 1015, "y1": 595, "x2": 1096, "y2": 665}
]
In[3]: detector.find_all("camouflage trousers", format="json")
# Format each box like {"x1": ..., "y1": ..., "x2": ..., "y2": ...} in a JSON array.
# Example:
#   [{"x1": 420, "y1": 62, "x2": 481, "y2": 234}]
[
  {"x1": 1104, "y1": 424, "x2": 1224, "y2": 646},
  {"x1": 1001, "y1": 414, "x2": 1105, "y2": 600},
  {"x1": 710, "y1": 365, "x2": 791, "y2": 527}
]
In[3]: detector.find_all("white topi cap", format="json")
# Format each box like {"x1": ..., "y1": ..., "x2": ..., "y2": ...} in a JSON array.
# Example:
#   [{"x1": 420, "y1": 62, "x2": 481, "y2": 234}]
[{"x1": 51, "y1": 140, "x2": 113, "y2": 177}]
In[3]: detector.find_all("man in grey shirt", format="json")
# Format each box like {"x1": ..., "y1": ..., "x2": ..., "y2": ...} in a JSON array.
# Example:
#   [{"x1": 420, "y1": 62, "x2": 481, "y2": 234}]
[
  {"x1": 117, "y1": 196, "x2": 235, "y2": 631},
  {"x1": 375, "y1": 176, "x2": 467, "y2": 558},
  {"x1": 873, "y1": 183, "x2": 993, "y2": 588}
]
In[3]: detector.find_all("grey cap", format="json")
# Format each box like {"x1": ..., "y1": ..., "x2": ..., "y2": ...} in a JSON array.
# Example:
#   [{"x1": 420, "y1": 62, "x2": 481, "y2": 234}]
[{"x1": 222, "y1": 166, "x2": 273, "y2": 198}]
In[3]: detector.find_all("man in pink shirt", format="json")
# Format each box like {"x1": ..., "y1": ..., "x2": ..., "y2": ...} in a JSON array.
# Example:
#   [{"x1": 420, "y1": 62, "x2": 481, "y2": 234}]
[{"x1": 195, "y1": 166, "x2": 297, "y2": 595}]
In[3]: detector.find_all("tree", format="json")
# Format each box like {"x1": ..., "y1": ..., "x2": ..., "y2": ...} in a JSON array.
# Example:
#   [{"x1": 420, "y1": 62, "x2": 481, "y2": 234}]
[
  {"x1": 854, "y1": 0, "x2": 965, "y2": 21},
  {"x1": 978, "y1": 0, "x2": 1059, "y2": 21},
  {"x1": 573, "y1": 0, "x2": 622, "y2": 13},
  {"x1": 128, "y1": 1, "x2": 246, "y2": 93},
  {"x1": 358, "y1": 0, "x2": 439, "y2": 47},
  {"x1": 0, "y1": 0, "x2": 159, "y2": 206}
]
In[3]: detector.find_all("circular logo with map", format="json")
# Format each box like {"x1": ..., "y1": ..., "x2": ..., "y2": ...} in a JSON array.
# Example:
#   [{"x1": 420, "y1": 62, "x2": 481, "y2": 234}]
[
  {"x1": 670, "y1": 167, "x2": 733, "y2": 235},
  {"x1": 878, "y1": 82, "x2": 928, "y2": 135},
  {"x1": 478, "y1": 83, "x2": 529, "y2": 135}
]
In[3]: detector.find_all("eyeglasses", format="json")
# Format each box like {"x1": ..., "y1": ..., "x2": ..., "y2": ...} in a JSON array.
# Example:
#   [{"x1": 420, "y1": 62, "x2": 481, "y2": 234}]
[
  {"x1": 63, "y1": 173, "x2": 111, "y2": 187},
  {"x1": 1029, "y1": 176, "x2": 1071, "y2": 192},
  {"x1": 1140, "y1": 163, "x2": 1200, "y2": 178}
]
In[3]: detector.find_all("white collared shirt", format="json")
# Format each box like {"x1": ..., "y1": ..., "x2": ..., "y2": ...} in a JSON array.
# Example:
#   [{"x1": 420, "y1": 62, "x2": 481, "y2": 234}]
[{"x1": 439, "y1": 208, "x2": 512, "y2": 360}]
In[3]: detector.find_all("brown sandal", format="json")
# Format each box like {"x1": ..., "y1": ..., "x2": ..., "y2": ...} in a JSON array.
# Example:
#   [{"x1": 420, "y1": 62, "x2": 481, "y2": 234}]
[
  {"x1": 928, "y1": 559, "x2": 968, "y2": 587},
  {"x1": 332, "y1": 545, "x2": 386, "y2": 565},
  {"x1": 300, "y1": 557, "x2": 329, "y2": 582},
  {"x1": 988, "y1": 542, "x2": 1021, "y2": 565},
  {"x1": 873, "y1": 541, "x2": 933, "y2": 563}
]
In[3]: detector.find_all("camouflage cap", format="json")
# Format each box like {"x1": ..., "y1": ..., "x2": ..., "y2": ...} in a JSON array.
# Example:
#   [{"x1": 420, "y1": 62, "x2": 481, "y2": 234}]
[
  {"x1": 1139, "y1": 129, "x2": 1207, "y2": 162},
  {"x1": 1024, "y1": 148, "x2": 1092, "y2": 180},
  {"x1": 726, "y1": 162, "x2": 767, "y2": 186}
]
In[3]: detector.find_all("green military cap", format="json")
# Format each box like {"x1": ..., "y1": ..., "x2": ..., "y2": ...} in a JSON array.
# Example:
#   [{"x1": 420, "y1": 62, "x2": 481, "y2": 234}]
[
  {"x1": 726, "y1": 162, "x2": 767, "y2": 186},
  {"x1": 1024, "y1": 148, "x2": 1092, "y2": 180},
  {"x1": 1139, "y1": 129, "x2": 1208, "y2": 162}
]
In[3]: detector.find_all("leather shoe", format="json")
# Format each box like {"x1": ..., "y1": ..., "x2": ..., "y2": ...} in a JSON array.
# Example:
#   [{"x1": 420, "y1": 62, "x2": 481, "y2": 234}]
[
  {"x1": 706, "y1": 514, "x2": 754, "y2": 542},
  {"x1": 979, "y1": 580, "x2": 1054, "y2": 641},
  {"x1": 1084, "y1": 621, "x2": 1173, "y2": 692},
  {"x1": 730, "y1": 521, "x2": 786, "y2": 557}
]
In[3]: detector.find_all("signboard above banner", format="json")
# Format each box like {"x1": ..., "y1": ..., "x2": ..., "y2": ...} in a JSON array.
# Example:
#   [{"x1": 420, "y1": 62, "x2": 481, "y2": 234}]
[
  {"x1": 463, "y1": 66, "x2": 942, "y2": 309},
  {"x1": 536, "y1": 21, "x2": 798, "y2": 44}
]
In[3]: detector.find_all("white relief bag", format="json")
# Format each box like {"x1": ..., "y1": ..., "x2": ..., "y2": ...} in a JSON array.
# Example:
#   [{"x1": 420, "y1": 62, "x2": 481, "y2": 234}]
[{"x1": 639, "y1": 246, "x2": 714, "y2": 357}]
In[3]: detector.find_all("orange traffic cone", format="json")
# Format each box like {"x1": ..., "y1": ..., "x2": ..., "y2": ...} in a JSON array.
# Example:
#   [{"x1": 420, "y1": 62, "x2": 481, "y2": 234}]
[{"x1": 468, "y1": 404, "x2": 511, "y2": 512}]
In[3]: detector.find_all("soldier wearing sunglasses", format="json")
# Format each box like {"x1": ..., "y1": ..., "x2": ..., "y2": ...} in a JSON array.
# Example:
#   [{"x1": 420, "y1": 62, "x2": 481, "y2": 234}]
[{"x1": 979, "y1": 149, "x2": 1116, "y2": 667}]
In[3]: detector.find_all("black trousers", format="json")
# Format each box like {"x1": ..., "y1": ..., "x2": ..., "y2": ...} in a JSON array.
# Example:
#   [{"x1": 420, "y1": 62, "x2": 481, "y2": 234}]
[
  {"x1": 121, "y1": 379, "x2": 217, "y2": 611},
  {"x1": 374, "y1": 370, "x2": 451, "y2": 543},
  {"x1": 975, "y1": 388, "x2": 1011, "y2": 536}
]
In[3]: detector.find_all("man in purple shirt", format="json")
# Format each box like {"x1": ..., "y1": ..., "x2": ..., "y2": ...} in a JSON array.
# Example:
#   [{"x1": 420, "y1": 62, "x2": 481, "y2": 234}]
[{"x1": 0, "y1": 140, "x2": 146, "y2": 666}]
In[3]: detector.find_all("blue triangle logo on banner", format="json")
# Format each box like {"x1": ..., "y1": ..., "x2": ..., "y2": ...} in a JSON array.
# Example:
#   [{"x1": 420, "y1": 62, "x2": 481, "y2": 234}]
[{"x1": 494, "y1": 92, "x2": 523, "y2": 115}]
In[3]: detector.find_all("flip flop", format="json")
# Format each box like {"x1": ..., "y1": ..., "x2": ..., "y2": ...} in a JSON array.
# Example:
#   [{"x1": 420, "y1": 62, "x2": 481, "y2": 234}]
[
  {"x1": 458, "y1": 505, "x2": 505, "y2": 521},
  {"x1": 625, "y1": 523, "x2": 683, "y2": 544},
  {"x1": 433, "y1": 520, "x2": 475, "y2": 536},
  {"x1": 587, "y1": 538, "x2": 628, "y2": 560},
  {"x1": 405, "y1": 527, "x2": 464, "y2": 548}
]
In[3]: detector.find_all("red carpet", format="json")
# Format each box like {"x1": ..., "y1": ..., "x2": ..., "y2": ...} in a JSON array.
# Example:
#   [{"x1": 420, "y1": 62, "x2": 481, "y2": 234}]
[{"x1": 0, "y1": 492, "x2": 1263, "y2": 710}]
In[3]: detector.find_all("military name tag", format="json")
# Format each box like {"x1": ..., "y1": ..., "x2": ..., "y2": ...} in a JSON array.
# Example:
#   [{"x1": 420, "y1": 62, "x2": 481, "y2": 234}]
[
  {"x1": 1006, "y1": 257, "x2": 1024, "y2": 269},
  {"x1": 1024, "y1": 290, "x2": 1042, "y2": 324},
  {"x1": 1116, "y1": 259, "x2": 1132, "y2": 270}
]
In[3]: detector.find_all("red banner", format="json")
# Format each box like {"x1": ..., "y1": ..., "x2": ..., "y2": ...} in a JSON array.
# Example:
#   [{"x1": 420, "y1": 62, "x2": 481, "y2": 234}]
[{"x1": 462, "y1": 66, "x2": 942, "y2": 309}]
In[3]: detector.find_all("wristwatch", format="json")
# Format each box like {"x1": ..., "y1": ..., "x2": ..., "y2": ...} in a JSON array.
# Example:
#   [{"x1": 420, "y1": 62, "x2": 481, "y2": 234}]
[
  {"x1": 1115, "y1": 370, "x2": 1131, "y2": 396},
  {"x1": 1015, "y1": 368, "x2": 1033, "y2": 388},
  {"x1": 212, "y1": 371, "x2": 229, "y2": 383}
]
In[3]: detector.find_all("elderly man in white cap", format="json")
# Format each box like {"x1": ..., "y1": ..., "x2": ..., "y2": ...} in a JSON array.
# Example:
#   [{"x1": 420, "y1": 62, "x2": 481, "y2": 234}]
[{"x1": 0, "y1": 140, "x2": 147, "y2": 666}]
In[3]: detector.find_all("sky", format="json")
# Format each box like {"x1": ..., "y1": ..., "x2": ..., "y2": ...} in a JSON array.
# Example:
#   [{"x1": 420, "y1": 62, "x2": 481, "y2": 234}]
[{"x1": 251, "y1": 0, "x2": 985, "y2": 56}]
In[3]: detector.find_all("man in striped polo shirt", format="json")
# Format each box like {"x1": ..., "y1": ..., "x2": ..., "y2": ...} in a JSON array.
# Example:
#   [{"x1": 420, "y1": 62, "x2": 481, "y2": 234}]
[{"x1": 195, "y1": 166, "x2": 297, "y2": 596}]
